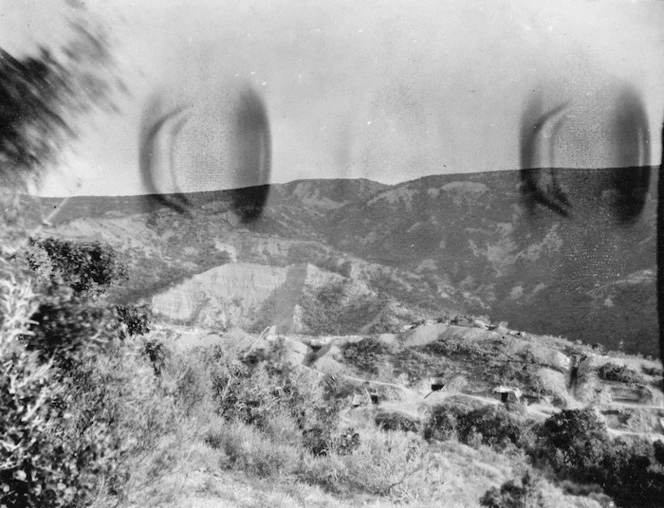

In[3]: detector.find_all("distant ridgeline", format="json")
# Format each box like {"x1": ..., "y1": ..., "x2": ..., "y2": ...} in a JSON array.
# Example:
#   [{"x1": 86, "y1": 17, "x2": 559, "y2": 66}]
[{"x1": 26, "y1": 167, "x2": 659, "y2": 358}]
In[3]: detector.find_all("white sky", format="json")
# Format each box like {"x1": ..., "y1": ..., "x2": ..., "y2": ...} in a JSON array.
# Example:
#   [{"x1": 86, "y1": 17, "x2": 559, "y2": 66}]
[{"x1": 2, "y1": 0, "x2": 664, "y2": 196}]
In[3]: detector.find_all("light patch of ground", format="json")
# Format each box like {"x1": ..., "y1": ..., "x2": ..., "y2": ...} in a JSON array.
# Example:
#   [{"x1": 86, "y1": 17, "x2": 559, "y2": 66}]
[
  {"x1": 510, "y1": 285, "x2": 524, "y2": 299},
  {"x1": 367, "y1": 186, "x2": 418, "y2": 209}
]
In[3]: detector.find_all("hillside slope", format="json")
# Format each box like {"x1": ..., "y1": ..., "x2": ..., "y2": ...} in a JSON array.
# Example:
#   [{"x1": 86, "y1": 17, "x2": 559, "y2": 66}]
[{"x1": 32, "y1": 168, "x2": 659, "y2": 356}]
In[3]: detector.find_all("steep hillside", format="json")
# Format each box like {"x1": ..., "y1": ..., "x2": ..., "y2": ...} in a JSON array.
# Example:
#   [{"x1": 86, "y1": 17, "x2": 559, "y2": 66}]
[
  {"x1": 326, "y1": 169, "x2": 658, "y2": 357},
  {"x1": 31, "y1": 168, "x2": 659, "y2": 356}
]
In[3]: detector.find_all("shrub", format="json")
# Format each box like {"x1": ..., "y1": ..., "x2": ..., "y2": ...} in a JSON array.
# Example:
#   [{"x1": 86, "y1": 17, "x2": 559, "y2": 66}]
[
  {"x1": 140, "y1": 338, "x2": 170, "y2": 376},
  {"x1": 1, "y1": 244, "x2": 176, "y2": 507},
  {"x1": 393, "y1": 347, "x2": 447, "y2": 384},
  {"x1": 530, "y1": 408, "x2": 609, "y2": 481},
  {"x1": 331, "y1": 427, "x2": 361, "y2": 456},
  {"x1": 342, "y1": 337, "x2": 394, "y2": 376},
  {"x1": 213, "y1": 359, "x2": 342, "y2": 456},
  {"x1": 423, "y1": 405, "x2": 463, "y2": 442},
  {"x1": 0, "y1": 265, "x2": 125, "y2": 507},
  {"x1": 597, "y1": 363, "x2": 645, "y2": 385},
  {"x1": 299, "y1": 281, "x2": 347, "y2": 335},
  {"x1": 480, "y1": 472, "x2": 544, "y2": 508},
  {"x1": 456, "y1": 406, "x2": 529, "y2": 450},
  {"x1": 424, "y1": 404, "x2": 529, "y2": 451},
  {"x1": 26, "y1": 237, "x2": 126, "y2": 296},
  {"x1": 529, "y1": 409, "x2": 664, "y2": 508},
  {"x1": 302, "y1": 430, "x2": 430, "y2": 498},
  {"x1": 115, "y1": 303, "x2": 151, "y2": 338},
  {"x1": 24, "y1": 288, "x2": 118, "y2": 367},
  {"x1": 375, "y1": 411, "x2": 421, "y2": 433},
  {"x1": 205, "y1": 421, "x2": 301, "y2": 478},
  {"x1": 484, "y1": 361, "x2": 549, "y2": 397}
]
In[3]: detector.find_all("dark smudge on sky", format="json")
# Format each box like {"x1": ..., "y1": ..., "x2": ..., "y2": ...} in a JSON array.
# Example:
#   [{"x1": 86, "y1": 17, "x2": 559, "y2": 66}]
[{"x1": 138, "y1": 84, "x2": 271, "y2": 222}]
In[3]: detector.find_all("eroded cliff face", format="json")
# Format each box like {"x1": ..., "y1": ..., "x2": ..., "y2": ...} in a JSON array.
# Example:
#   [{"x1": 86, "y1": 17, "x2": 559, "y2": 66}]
[
  {"x1": 152, "y1": 262, "x2": 292, "y2": 330},
  {"x1": 150, "y1": 262, "x2": 363, "y2": 332}
]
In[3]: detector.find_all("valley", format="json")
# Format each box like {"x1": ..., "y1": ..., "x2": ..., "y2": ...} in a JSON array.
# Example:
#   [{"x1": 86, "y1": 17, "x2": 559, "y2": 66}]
[{"x1": 31, "y1": 167, "x2": 659, "y2": 358}]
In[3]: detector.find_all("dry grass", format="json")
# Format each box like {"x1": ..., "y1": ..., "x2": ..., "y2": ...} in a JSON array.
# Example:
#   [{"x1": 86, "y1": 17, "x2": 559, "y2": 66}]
[{"x1": 52, "y1": 328, "x2": 609, "y2": 508}]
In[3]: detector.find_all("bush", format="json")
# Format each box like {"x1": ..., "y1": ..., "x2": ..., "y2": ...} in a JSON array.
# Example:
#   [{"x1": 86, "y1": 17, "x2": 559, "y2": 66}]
[
  {"x1": 205, "y1": 421, "x2": 301, "y2": 478},
  {"x1": 0, "y1": 265, "x2": 125, "y2": 507},
  {"x1": 597, "y1": 363, "x2": 645, "y2": 385},
  {"x1": 529, "y1": 409, "x2": 664, "y2": 508},
  {"x1": 375, "y1": 411, "x2": 421, "y2": 433},
  {"x1": 24, "y1": 288, "x2": 118, "y2": 367},
  {"x1": 115, "y1": 303, "x2": 151, "y2": 337},
  {"x1": 424, "y1": 404, "x2": 529, "y2": 451},
  {"x1": 480, "y1": 472, "x2": 544, "y2": 508},
  {"x1": 530, "y1": 408, "x2": 610, "y2": 482},
  {"x1": 423, "y1": 405, "x2": 463, "y2": 442},
  {"x1": 302, "y1": 430, "x2": 431, "y2": 499},
  {"x1": 342, "y1": 337, "x2": 394, "y2": 376},
  {"x1": 26, "y1": 237, "x2": 127, "y2": 296},
  {"x1": 140, "y1": 337, "x2": 170, "y2": 376},
  {"x1": 1, "y1": 243, "x2": 176, "y2": 507},
  {"x1": 213, "y1": 358, "x2": 342, "y2": 456},
  {"x1": 456, "y1": 406, "x2": 529, "y2": 450}
]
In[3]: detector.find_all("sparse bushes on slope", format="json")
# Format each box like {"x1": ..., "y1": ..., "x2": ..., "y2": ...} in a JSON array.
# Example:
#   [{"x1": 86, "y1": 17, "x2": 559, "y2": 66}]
[
  {"x1": 1, "y1": 238, "x2": 164, "y2": 506},
  {"x1": 0, "y1": 262, "x2": 124, "y2": 507},
  {"x1": 212, "y1": 357, "x2": 343, "y2": 456},
  {"x1": 342, "y1": 337, "x2": 395, "y2": 376},
  {"x1": 530, "y1": 409, "x2": 664, "y2": 508},
  {"x1": 423, "y1": 405, "x2": 664, "y2": 507},
  {"x1": 424, "y1": 405, "x2": 531, "y2": 452},
  {"x1": 205, "y1": 420, "x2": 302, "y2": 478}
]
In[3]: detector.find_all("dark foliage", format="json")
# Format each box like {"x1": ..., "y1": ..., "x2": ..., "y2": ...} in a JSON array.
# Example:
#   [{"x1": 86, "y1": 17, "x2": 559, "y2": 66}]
[
  {"x1": 456, "y1": 406, "x2": 528, "y2": 450},
  {"x1": 26, "y1": 237, "x2": 127, "y2": 296},
  {"x1": 141, "y1": 338, "x2": 170, "y2": 376},
  {"x1": 115, "y1": 303, "x2": 151, "y2": 337},
  {"x1": 333, "y1": 427, "x2": 361, "y2": 456},
  {"x1": 213, "y1": 360, "x2": 342, "y2": 457},
  {"x1": 25, "y1": 290, "x2": 118, "y2": 367},
  {"x1": 375, "y1": 411, "x2": 421, "y2": 433},
  {"x1": 530, "y1": 409, "x2": 664, "y2": 508},
  {"x1": 480, "y1": 472, "x2": 544, "y2": 508},
  {"x1": 424, "y1": 404, "x2": 529, "y2": 451},
  {"x1": 423, "y1": 405, "x2": 463, "y2": 442},
  {"x1": 0, "y1": 19, "x2": 120, "y2": 191},
  {"x1": 342, "y1": 337, "x2": 394, "y2": 376},
  {"x1": 597, "y1": 363, "x2": 645, "y2": 385}
]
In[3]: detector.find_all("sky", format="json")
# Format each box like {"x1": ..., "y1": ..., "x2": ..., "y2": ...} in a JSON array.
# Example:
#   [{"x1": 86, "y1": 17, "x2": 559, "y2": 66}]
[{"x1": 2, "y1": 0, "x2": 664, "y2": 196}]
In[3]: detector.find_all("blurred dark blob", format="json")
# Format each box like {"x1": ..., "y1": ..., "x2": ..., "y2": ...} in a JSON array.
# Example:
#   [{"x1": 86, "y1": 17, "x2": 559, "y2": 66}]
[
  {"x1": 231, "y1": 87, "x2": 271, "y2": 223},
  {"x1": 520, "y1": 85, "x2": 660, "y2": 372},
  {"x1": 611, "y1": 87, "x2": 651, "y2": 223},
  {"x1": 519, "y1": 85, "x2": 650, "y2": 225},
  {"x1": 138, "y1": 85, "x2": 271, "y2": 223},
  {"x1": 519, "y1": 96, "x2": 571, "y2": 217},
  {"x1": 138, "y1": 94, "x2": 192, "y2": 216}
]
